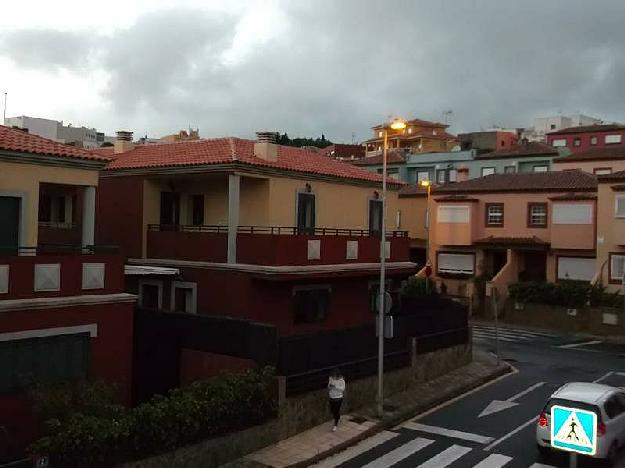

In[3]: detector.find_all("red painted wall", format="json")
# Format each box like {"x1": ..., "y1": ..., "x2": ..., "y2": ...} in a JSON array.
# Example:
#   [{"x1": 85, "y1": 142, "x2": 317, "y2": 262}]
[
  {"x1": 0, "y1": 301, "x2": 134, "y2": 459},
  {"x1": 0, "y1": 254, "x2": 124, "y2": 300},
  {"x1": 179, "y1": 349, "x2": 255, "y2": 386},
  {"x1": 96, "y1": 176, "x2": 145, "y2": 258},
  {"x1": 546, "y1": 130, "x2": 625, "y2": 153}
]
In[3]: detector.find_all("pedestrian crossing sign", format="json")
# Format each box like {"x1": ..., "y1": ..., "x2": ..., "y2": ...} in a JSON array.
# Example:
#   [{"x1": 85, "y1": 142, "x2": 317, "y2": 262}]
[{"x1": 550, "y1": 405, "x2": 597, "y2": 455}]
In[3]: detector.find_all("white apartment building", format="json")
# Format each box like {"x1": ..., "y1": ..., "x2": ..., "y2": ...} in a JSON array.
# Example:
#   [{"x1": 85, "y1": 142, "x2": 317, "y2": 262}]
[
  {"x1": 523, "y1": 114, "x2": 602, "y2": 142},
  {"x1": 4, "y1": 115, "x2": 106, "y2": 148}
]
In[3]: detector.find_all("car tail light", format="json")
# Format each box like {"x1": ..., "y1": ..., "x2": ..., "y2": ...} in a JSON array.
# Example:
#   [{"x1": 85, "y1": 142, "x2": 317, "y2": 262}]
[
  {"x1": 598, "y1": 422, "x2": 606, "y2": 437},
  {"x1": 538, "y1": 412, "x2": 548, "y2": 428}
]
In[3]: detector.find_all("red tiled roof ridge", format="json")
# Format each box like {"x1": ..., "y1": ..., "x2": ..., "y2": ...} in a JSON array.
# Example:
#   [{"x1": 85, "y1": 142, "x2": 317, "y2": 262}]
[
  {"x1": 547, "y1": 123, "x2": 625, "y2": 135},
  {"x1": 476, "y1": 141, "x2": 557, "y2": 159},
  {"x1": 0, "y1": 124, "x2": 110, "y2": 162}
]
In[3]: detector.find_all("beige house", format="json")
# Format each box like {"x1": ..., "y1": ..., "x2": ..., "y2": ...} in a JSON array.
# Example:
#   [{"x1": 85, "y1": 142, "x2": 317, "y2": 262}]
[{"x1": 596, "y1": 170, "x2": 625, "y2": 292}]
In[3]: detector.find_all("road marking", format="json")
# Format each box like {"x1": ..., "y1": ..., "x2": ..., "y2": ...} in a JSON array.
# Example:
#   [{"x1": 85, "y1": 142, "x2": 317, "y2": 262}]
[
  {"x1": 403, "y1": 422, "x2": 494, "y2": 444},
  {"x1": 479, "y1": 382, "x2": 545, "y2": 417},
  {"x1": 473, "y1": 326, "x2": 556, "y2": 338},
  {"x1": 476, "y1": 330, "x2": 532, "y2": 341},
  {"x1": 616, "y1": 372, "x2": 625, "y2": 377},
  {"x1": 312, "y1": 431, "x2": 398, "y2": 468},
  {"x1": 528, "y1": 463, "x2": 557, "y2": 468},
  {"x1": 473, "y1": 333, "x2": 523, "y2": 343},
  {"x1": 472, "y1": 453, "x2": 513, "y2": 467},
  {"x1": 403, "y1": 363, "x2": 518, "y2": 425},
  {"x1": 361, "y1": 437, "x2": 434, "y2": 468},
  {"x1": 557, "y1": 340, "x2": 602, "y2": 349},
  {"x1": 415, "y1": 444, "x2": 471, "y2": 467},
  {"x1": 483, "y1": 416, "x2": 538, "y2": 451},
  {"x1": 594, "y1": 371, "x2": 614, "y2": 383}
]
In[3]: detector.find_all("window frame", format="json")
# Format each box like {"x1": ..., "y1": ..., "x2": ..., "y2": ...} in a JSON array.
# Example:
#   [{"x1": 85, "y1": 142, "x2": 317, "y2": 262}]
[
  {"x1": 594, "y1": 167, "x2": 612, "y2": 176},
  {"x1": 416, "y1": 170, "x2": 430, "y2": 183},
  {"x1": 609, "y1": 253, "x2": 625, "y2": 284},
  {"x1": 533, "y1": 165, "x2": 549, "y2": 173},
  {"x1": 292, "y1": 285, "x2": 332, "y2": 324},
  {"x1": 138, "y1": 279, "x2": 163, "y2": 310},
  {"x1": 552, "y1": 138, "x2": 567, "y2": 147},
  {"x1": 615, "y1": 195, "x2": 625, "y2": 218},
  {"x1": 527, "y1": 203, "x2": 548, "y2": 228},
  {"x1": 485, "y1": 203, "x2": 504, "y2": 227},
  {"x1": 605, "y1": 134, "x2": 622, "y2": 145},
  {"x1": 436, "y1": 251, "x2": 475, "y2": 276},
  {"x1": 296, "y1": 191, "x2": 316, "y2": 234},
  {"x1": 170, "y1": 281, "x2": 197, "y2": 314},
  {"x1": 573, "y1": 137, "x2": 581, "y2": 147},
  {"x1": 504, "y1": 165, "x2": 516, "y2": 174},
  {"x1": 481, "y1": 167, "x2": 496, "y2": 177},
  {"x1": 556, "y1": 256, "x2": 596, "y2": 282},
  {"x1": 590, "y1": 136, "x2": 598, "y2": 146},
  {"x1": 368, "y1": 199, "x2": 383, "y2": 236}
]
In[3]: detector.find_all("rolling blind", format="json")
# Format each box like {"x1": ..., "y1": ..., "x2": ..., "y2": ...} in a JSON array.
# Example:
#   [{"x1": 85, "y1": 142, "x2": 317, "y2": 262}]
[
  {"x1": 438, "y1": 205, "x2": 470, "y2": 223},
  {"x1": 552, "y1": 204, "x2": 593, "y2": 225},
  {"x1": 557, "y1": 257, "x2": 596, "y2": 281},
  {"x1": 437, "y1": 253, "x2": 474, "y2": 274}
]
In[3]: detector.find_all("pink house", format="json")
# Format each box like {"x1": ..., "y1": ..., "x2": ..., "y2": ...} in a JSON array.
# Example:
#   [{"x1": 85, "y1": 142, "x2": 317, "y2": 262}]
[
  {"x1": 429, "y1": 171, "x2": 598, "y2": 301},
  {"x1": 554, "y1": 147, "x2": 625, "y2": 176}
]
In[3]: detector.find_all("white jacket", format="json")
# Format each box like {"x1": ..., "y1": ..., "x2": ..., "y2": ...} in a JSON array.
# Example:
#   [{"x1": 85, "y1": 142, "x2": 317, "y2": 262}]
[{"x1": 328, "y1": 376, "x2": 345, "y2": 399}]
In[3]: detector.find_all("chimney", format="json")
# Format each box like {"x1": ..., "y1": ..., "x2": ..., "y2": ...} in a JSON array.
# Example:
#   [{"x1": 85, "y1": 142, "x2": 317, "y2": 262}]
[
  {"x1": 254, "y1": 131, "x2": 279, "y2": 162},
  {"x1": 457, "y1": 166, "x2": 469, "y2": 182},
  {"x1": 114, "y1": 130, "x2": 134, "y2": 154}
]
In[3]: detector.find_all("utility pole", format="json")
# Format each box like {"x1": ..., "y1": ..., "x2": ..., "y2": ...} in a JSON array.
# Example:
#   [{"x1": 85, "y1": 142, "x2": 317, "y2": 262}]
[{"x1": 3, "y1": 93, "x2": 7, "y2": 125}]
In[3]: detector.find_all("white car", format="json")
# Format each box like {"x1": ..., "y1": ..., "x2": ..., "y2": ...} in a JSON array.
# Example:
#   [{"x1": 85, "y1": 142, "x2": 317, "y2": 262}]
[{"x1": 536, "y1": 382, "x2": 625, "y2": 464}]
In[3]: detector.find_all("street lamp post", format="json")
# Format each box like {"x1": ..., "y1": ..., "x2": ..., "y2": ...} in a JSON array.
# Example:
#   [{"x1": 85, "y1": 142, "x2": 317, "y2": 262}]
[
  {"x1": 377, "y1": 118, "x2": 406, "y2": 418},
  {"x1": 419, "y1": 180, "x2": 432, "y2": 293}
]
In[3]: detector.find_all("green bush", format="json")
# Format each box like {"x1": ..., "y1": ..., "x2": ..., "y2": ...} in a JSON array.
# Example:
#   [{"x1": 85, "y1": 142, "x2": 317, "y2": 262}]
[
  {"x1": 400, "y1": 276, "x2": 436, "y2": 298},
  {"x1": 30, "y1": 367, "x2": 277, "y2": 467},
  {"x1": 509, "y1": 281, "x2": 624, "y2": 308}
]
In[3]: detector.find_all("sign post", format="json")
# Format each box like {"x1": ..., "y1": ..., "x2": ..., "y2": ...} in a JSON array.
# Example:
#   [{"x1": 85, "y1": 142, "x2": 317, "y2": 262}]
[{"x1": 550, "y1": 405, "x2": 597, "y2": 467}]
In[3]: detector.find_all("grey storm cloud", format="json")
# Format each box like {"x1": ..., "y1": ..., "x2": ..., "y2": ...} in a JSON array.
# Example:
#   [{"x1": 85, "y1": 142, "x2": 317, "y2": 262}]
[{"x1": 3, "y1": 0, "x2": 625, "y2": 141}]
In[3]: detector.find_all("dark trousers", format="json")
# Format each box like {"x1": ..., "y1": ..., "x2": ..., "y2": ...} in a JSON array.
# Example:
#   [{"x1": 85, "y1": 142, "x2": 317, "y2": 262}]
[{"x1": 329, "y1": 398, "x2": 343, "y2": 425}]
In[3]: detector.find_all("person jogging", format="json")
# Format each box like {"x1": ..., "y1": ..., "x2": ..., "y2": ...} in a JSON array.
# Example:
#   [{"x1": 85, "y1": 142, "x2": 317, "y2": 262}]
[{"x1": 328, "y1": 368, "x2": 346, "y2": 432}]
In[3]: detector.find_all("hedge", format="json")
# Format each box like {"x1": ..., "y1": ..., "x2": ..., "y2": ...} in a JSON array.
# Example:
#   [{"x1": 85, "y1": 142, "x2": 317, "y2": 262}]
[
  {"x1": 30, "y1": 367, "x2": 277, "y2": 467},
  {"x1": 508, "y1": 281, "x2": 624, "y2": 308}
]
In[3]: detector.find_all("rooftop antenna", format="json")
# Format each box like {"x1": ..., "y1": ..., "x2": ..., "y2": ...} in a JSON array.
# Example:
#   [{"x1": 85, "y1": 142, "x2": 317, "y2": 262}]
[
  {"x1": 351, "y1": 132, "x2": 356, "y2": 144},
  {"x1": 442, "y1": 109, "x2": 453, "y2": 125},
  {"x1": 3, "y1": 92, "x2": 7, "y2": 124}
]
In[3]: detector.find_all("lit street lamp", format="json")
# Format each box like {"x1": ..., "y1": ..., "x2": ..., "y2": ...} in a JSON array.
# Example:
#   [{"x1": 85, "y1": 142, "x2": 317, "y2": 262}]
[
  {"x1": 377, "y1": 117, "x2": 406, "y2": 418},
  {"x1": 419, "y1": 179, "x2": 432, "y2": 293}
]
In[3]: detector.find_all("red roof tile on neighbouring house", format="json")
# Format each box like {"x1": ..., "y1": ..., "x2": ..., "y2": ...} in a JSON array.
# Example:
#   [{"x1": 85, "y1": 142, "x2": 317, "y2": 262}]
[
  {"x1": 398, "y1": 185, "x2": 428, "y2": 197},
  {"x1": 104, "y1": 137, "x2": 403, "y2": 186},
  {"x1": 352, "y1": 151, "x2": 406, "y2": 166},
  {"x1": 548, "y1": 193, "x2": 597, "y2": 201},
  {"x1": 433, "y1": 194, "x2": 480, "y2": 202},
  {"x1": 547, "y1": 123, "x2": 625, "y2": 135},
  {"x1": 598, "y1": 170, "x2": 625, "y2": 183},
  {"x1": 0, "y1": 125, "x2": 110, "y2": 162},
  {"x1": 474, "y1": 236, "x2": 549, "y2": 246},
  {"x1": 553, "y1": 147, "x2": 625, "y2": 163},
  {"x1": 433, "y1": 170, "x2": 597, "y2": 194},
  {"x1": 475, "y1": 142, "x2": 558, "y2": 160}
]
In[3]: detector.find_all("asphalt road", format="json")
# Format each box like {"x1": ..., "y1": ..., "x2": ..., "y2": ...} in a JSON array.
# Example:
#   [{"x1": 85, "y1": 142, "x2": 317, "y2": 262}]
[{"x1": 313, "y1": 324, "x2": 625, "y2": 468}]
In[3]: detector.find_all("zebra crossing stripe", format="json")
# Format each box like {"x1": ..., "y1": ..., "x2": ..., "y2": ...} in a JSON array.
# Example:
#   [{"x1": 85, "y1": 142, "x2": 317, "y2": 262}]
[
  {"x1": 403, "y1": 421, "x2": 494, "y2": 444},
  {"x1": 311, "y1": 431, "x2": 398, "y2": 468},
  {"x1": 471, "y1": 453, "x2": 512, "y2": 467},
  {"x1": 415, "y1": 444, "x2": 471, "y2": 467},
  {"x1": 473, "y1": 326, "x2": 555, "y2": 338},
  {"x1": 528, "y1": 463, "x2": 557, "y2": 468},
  {"x1": 473, "y1": 329, "x2": 532, "y2": 340},
  {"x1": 473, "y1": 333, "x2": 522, "y2": 343},
  {"x1": 361, "y1": 437, "x2": 434, "y2": 468}
]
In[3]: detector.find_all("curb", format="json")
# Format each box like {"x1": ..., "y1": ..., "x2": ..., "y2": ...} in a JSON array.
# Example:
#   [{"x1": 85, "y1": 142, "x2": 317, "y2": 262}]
[{"x1": 288, "y1": 361, "x2": 513, "y2": 468}]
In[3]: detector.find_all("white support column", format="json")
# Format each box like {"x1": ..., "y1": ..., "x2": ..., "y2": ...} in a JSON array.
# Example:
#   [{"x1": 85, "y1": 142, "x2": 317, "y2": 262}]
[
  {"x1": 82, "y1": 186, "x2": 96, "y2": 250},
  {"x1": 227, "y1": 175, "x2": 240, "y2": 264}
]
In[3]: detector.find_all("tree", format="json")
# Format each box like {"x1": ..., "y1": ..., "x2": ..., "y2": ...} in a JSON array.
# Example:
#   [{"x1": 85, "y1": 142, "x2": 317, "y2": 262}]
[{"x1": 276, "y1": 133, "x2": 333, "y2": 149}]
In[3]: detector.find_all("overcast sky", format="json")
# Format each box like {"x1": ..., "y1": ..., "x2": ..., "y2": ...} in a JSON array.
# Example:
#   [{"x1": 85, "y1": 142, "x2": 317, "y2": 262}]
[{"x1": 2, "y1": 0, "x2": 625, "y2": 143}]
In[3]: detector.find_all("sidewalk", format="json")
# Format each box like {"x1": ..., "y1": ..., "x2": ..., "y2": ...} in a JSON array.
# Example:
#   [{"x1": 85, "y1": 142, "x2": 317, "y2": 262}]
[{"x1": 224, "y1": 351, "x2": 511, "y2": 468}]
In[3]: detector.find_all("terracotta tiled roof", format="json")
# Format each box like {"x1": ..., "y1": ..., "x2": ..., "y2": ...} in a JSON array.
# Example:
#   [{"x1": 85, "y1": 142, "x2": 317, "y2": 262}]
[
  {"x1": 398, "y1": 185, "x2": 428, "y2": 197},
  {"x1": 372, "y1": 118, "x2": 448, "y2": 130},
  {"x1": 90, "y1": 147, "x2": 115, "y2": 156},
  {"x1": 434, "y1": 170, "x2": 597, "y2": 194},
  {"x1": 104, "y1": 137, "x2": 403, "y2": 185},
  {"x1": 475, "y1": 142, "x2": 558, "y2": 160},
  {"x1": 598, "y1": 170, "x2": 625, "y2": 183},
  {"x1": 474, "y1": 236, "x2": 548, "y2": 246},
  {"x1": 547, "y1": 123, "x2": 625, "y2": 135},
  {"x1": 352, "y1": 151, "x2": 405, "y2": 166},
  {"x1": 0, "y1": 125, "x2": 110, "y2": 162},
  {"x1": 554, "y1": 147, "x2": 625, "y2": 163},
  {"x1": 434, "y1": 194, "x2": 479, "y2": 202}
]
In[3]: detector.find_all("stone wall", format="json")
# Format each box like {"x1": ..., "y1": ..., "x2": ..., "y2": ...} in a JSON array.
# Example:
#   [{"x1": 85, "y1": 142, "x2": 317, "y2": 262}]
[
  {"x1": 503, "y1": 302, "x2": 625, "y2": 336},
  {"x1": 120, "y1": 341, "x2": 472, "y2": 468}
]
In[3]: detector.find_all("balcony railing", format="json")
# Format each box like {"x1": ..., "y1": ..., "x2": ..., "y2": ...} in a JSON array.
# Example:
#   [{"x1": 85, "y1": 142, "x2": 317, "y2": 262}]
[
  {"x1": 0, "y1": 244, "x2": 124, "y2": 300},
  {"x1": 147, "y1": 225, "x2": 410, "y2": 265}
]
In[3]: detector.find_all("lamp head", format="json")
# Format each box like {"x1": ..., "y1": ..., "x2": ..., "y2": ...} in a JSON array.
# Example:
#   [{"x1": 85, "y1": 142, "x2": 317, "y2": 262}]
[
  {"x1": 390, "y1": 119, "x2": 407, "y2": 131},
  {"x1": 419, "y1": 180, "x2": 431, "y2": 188}
]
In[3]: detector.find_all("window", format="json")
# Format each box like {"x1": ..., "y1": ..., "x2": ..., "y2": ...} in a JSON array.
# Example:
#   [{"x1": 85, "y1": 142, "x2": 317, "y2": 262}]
[
  {"x1": 533, "y1": 165, "x2": 549, "y2": 173},
  {"x1": 171, "y1": 281, "x2": 197, "y2": 314},
  {"x1": 550, "y1": 124, "x2": 556, "y2": 130},
  {"x1": 610, "y1": 254, "x2": 625, "y2": 282},
  {"x1": 368, "y1": 280, "x2": 393, "y2": 314},
  {"x1": 481, "y1": 167, "x2": 495, "y2": 177},
  {"x1": 139, "y1": 281, "x2": 162, "y2": 310},
  {"x1": 615, "y1": 195, "x2": 625, "y2": 218},
  {"x1": 190, "y1": 194, "x2": 204, "y2": 226},
  {"x1": 448, "y1": 169, "x2": 457, "y2": 182},
  {"x1": 293, "y1": 287, "x2": 330, "y2": 323},
  {"x1": 436, "y1": 169, "x2": 446, "y2": 184},
  {"x1": 417, "y1": 171, "x2": 430, "y2": 182},
  {"x1": 160, "y1": 192, "x2": 180, "y2": 226},
  {"x1": 573, "y1": 138, "x2": 581, "y2": 147},
  {"x1": 38, "y1": 194, "x2": 67, "y2": 223},
  {"x1": 504, "y1": 165, "x2": 516, "y2": 174},
  {"x1": 0, "y1": 334, "x2": 89, "y2": 392},
  {"x1": 552, "y1": 139, "x2": 567, "y2": 147},
  {"x1": 378, "y1": 131, "x2": 383, "y2": 138},
  {"x1": 438, "y1": 205, "x2": 470, "y2": 223},
  {"x1": 552, "y1": 204, "x2": 593, "y2": 224},
  {"x1": 437, "y1": 252, "x2": 474, "y2": 275},
  {"x1": 557, "y1": 257, "x2": 596, "y2": 282},
  {"x1": 387, "y1": 170, "x2": 400, "y2": 180},
  {"x1": 528, "y1": 203, "x2": 548, "y2": 227},
  {"x1": 297, "y1": 192, "x2": 316, "y2": 234},
  {"x1": 606, "y1": 134, "x2": 622, "y2": 144},
  {"x1": 485, "y1": 203, "x2": 504, "y2": 226},
  {"x1": 408, "y1": 127, "x2": 412, "y2": 134},
  {"x1": 369, "y1": 199, "x2": 383, "y2": 235},
  {"x1": 604, "y1": 395, "x2": 625, "y2": 419},
  {"x1": 594, "y1": 168, "x2": 612, "y2": 175},
  {"x1": 590, "y1": 136, "x2": 598, "y2": 145}
]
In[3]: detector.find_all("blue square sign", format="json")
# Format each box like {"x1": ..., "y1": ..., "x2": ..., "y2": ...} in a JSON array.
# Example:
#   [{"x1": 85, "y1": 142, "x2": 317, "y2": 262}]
[{"x1": 550, "y1": 405, "x2": 597, "y2": 455}]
